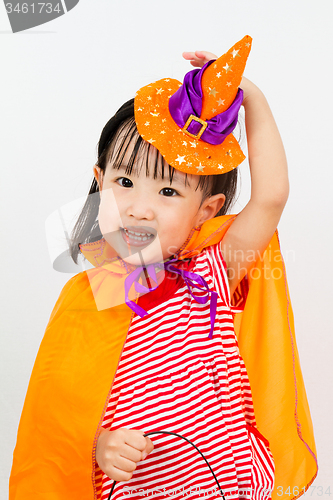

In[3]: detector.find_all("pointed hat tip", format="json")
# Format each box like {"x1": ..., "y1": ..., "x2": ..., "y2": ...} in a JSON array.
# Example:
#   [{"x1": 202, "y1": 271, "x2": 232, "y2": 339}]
[{"x1": 200, "y1": 35, "x2": 253, "y2": 119}]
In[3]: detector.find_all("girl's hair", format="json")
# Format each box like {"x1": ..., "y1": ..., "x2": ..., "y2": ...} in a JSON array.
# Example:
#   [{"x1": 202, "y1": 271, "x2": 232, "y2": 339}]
[{"x1": 70, "y1": 99, "x2": 239, "y2": 264}]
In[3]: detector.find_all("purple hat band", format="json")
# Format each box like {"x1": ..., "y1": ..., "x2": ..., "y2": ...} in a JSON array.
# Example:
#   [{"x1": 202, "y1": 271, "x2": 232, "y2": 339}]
[{"x1": 168, "y1": 60, "x2": 243, "y2": 145}]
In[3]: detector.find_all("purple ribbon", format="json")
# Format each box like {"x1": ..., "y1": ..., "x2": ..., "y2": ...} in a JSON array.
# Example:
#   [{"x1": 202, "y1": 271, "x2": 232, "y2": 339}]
[
  {"x1": 124, "y1": 260, "x2": 218, "y2": 340},
  {"x1": 124, "y1": 264, "x2": 160, "y2": 317},
  {"x1": 168, "y1": 59, "x2": 243, "y2": 145}
]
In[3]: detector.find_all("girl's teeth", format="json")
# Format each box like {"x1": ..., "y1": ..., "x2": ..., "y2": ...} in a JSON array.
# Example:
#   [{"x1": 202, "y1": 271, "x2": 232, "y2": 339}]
[{"x1": 124, "y1": 229, "x2": 153, "y2": 242}]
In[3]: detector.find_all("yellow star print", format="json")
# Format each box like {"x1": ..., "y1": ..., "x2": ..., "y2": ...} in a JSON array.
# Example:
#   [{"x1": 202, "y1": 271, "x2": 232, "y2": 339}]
[
  {"x1": 176, "y1": 155, "x2": 186, "y2": 165},
  {"x1": 209, "y1": 87, "x2": 218, "y2": 97}
]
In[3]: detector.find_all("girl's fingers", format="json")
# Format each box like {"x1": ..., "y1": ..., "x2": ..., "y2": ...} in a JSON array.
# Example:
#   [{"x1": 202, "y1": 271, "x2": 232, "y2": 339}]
[
  {"x1": 182, "y1": 53, "x2": 206, "y2": 68},
  {"x1": 195, "y1": 51, "x2": 218, "y2": 64},
  {"x1": 182, "y1": 51, "x2": 218, "y2": 69},
  {"x1": 182, "y1": 53, "x2": 202, "y2": 66},
  {"x1": 182, "y1": 51, "x2": 197, "y2": 60},
  {"x1": 190, "y1": 61, "x2": 204, "y2": 68}
]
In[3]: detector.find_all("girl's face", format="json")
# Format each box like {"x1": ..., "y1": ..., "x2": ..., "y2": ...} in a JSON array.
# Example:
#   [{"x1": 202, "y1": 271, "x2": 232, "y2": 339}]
[{"x1": 94, "y1": 130, "x2": 225, "y2": 266}]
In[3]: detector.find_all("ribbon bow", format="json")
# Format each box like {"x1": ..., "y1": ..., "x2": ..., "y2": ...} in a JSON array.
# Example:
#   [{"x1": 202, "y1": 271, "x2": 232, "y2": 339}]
[{"x1": 124, "y1": 259, "x2": 218, "y2": 339}]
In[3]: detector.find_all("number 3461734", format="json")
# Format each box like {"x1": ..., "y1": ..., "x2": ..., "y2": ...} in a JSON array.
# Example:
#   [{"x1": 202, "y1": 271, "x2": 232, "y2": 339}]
[
  {"x1": 277, "y1": 486, "x2": 331, "y2": 497},
  {"x1": 5, "y1": 3, "x2": 61, "y2": 14}
]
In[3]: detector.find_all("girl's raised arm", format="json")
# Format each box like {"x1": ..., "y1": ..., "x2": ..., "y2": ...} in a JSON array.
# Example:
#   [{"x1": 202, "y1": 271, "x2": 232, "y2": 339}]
[
  {"x1": 221, "y1": 77, "x2": 289, "y2": 297},
  {"x1": 183, "y1": 51, "x2": 289, "y2": 298}
]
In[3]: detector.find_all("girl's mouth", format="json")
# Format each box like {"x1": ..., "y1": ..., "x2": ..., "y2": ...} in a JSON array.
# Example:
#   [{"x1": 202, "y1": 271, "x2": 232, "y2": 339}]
[{"x1": 120, "y1": 226, "x2": 156, "y2": 247}]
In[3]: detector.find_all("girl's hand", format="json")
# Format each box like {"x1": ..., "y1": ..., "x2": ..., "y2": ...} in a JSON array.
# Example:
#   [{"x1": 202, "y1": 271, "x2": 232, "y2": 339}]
[
  {"x1": 96, "y1": 427, "x2": 154, "y2": 481},
  {"x1": 182, "y1": 51, "x2": 218, "y2": 68},
  {"x1": 182, "y1": 51, "x2": 261, "y2": 105}
]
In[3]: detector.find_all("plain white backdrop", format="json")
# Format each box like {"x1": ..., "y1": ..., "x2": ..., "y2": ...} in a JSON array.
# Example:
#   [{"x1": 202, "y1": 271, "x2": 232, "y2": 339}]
[{"x1": 1, "y1": 0, "x2": 332, "y2": 496}]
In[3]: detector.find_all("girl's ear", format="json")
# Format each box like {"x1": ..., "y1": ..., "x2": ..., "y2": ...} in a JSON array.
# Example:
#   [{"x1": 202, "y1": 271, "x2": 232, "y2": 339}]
[
  {"x1": 196, "y1": 193, "x2": 226, "y2": 226},
  {"x1": 93, "y1": 164, "x2": 104, "y2": 191}
]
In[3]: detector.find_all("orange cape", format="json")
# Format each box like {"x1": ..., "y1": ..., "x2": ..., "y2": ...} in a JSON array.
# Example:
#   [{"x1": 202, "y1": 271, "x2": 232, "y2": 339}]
[{"x1": 9, "y1": 215, "x2": 317, "y2": 499}]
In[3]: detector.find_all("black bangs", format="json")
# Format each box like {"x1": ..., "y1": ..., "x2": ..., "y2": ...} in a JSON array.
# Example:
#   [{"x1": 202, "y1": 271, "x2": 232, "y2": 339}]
[
  {"x1": 103, "y1": 115, "x2": 216, "y2": 195},
  {"x1": 103, "y1": 116, "x2": 191, "y2": 187}
]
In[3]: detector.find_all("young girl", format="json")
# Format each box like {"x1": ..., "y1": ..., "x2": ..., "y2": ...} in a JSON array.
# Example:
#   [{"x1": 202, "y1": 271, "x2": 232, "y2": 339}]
[{"x1": 9, "y1": 36, "x2": 317, "y2": 500}]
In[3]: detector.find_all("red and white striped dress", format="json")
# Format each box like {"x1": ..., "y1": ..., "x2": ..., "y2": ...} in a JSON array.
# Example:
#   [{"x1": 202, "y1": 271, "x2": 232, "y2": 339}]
[{"x1": 94, "y1": 242, "x2": 275, "y2": 500}]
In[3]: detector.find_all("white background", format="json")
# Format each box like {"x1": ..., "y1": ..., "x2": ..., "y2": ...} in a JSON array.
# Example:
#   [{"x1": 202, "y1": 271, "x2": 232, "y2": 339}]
[{"x1": 1, "y1": 0, "x2": 332, "y2": 496}]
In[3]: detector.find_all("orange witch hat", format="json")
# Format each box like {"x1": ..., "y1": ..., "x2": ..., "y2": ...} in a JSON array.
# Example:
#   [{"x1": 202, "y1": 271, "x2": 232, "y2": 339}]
[{"x1": 135, "y1": 35, "x2": 252, "y2": 175}]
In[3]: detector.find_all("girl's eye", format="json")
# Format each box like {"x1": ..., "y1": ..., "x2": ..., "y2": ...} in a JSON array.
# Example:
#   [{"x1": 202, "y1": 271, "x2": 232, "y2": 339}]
[
  {"x1": 160, "y1": 187, "x2": 179, "y2": 197},
  {"x1": 116, "y1": 177, "x2": 133, "y2": 188}
]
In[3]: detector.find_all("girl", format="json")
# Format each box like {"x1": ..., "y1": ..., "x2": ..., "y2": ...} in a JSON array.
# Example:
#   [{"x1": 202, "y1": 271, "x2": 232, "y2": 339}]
[{"x1": 9, "y1": 36, "x2": 317, "y2": 500}]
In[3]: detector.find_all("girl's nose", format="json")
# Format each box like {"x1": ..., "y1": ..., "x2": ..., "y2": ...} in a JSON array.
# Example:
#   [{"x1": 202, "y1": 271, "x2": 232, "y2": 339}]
[{"x1": 125, "y1": 195, "x2": 155, "y2": 221}]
